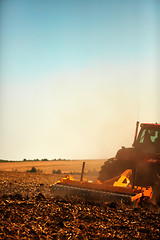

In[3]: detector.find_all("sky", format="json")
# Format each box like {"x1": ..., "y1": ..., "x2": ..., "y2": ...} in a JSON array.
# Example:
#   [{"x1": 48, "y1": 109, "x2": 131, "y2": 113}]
[{"x1": 0, "y1": 0, "x2": 160, "y2": 160}]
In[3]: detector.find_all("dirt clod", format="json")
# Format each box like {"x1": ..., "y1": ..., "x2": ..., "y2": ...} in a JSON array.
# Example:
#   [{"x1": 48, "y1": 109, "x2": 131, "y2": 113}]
[{"x1": 0, "y1": 171, "x2": 160, "y2": 239}]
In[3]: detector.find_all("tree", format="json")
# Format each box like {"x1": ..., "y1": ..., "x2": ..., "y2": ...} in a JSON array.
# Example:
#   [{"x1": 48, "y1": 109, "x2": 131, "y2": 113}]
[{"x1": 30, "y1": 167, "x2": 37, "y2": 172}]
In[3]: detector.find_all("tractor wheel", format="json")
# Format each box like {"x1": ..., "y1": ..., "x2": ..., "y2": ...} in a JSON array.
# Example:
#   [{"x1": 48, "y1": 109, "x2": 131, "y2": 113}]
[
  {"x1": 152, "y1": 179, "x2": 160, "y2": 205},
  {"x1": 156, "y1": 183, "x2": 160, "y2": 205},
  {"x1": 98, "y1": 158, "x2": 131, "y2": 182},
  {"x1": 98, "y1": 158, "x2": 160, "y2": 205}
]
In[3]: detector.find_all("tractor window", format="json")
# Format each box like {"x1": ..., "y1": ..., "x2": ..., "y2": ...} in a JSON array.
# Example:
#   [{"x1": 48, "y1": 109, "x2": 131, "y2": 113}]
[
  {"x1": 149, "y1": 130, "x2": 159, "y2": 143},
  {"x1": 139, "y1": 129, "x2": 146, "y2": 143},
  {"x1": 135, "y1": 127, "x2": 160, "y2": 154},
  {"x1": 140, "y1": 129, "x2": 158, "y2": 143},
  {"x1": 139, "y1": 129, "x2": 159, "y2": 143}
]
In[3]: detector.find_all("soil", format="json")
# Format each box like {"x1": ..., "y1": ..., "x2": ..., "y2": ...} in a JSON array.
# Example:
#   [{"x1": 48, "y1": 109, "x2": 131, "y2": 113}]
[{"x1": 0, "y1": 171, "x2": 160, "y2": 239}]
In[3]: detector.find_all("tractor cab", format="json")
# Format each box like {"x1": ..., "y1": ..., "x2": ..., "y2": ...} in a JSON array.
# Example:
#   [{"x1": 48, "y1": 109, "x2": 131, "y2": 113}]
[{"x1": 133, "y1": 123, "x2": 160, "y2": 155}]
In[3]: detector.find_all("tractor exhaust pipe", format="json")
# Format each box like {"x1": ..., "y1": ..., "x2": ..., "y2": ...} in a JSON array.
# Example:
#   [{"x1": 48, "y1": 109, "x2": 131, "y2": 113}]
[{"x1": 133, "y1": 121, "x2": 139, "y2": 146}]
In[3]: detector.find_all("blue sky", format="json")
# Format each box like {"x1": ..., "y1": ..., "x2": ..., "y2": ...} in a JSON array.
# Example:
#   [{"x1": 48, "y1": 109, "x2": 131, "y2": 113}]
[{"x1": 1, "y1": 0, "x2": 159, "y2": 160}]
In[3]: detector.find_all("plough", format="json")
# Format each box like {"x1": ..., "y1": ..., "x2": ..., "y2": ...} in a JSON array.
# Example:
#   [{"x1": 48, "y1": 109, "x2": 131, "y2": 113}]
[{"x1": 50, "y1": 162, "x2": 152, "y2": 204}]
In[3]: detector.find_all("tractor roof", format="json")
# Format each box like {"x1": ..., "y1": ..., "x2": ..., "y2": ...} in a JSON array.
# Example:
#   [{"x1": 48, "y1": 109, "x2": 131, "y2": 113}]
[{"x1": 140, "y1": 123, "x2": 160, "y2": 128}]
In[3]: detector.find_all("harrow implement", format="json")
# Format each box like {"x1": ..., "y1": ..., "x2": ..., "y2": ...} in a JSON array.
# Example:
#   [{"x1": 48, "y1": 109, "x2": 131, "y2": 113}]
[{"x1": 50, "y1": 163, "x2": 152, "y2": 204}]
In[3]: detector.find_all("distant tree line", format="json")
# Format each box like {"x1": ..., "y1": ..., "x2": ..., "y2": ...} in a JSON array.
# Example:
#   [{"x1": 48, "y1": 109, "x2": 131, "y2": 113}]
[
  {"x1": 0, "y1": 158, "x2": 70, "y2": 162},
  {"x1": 23, "y1": 158, "x2": 70, "y2": 162},
  {"x1": 26, "y1": 167, "x2": 98, "y2": 175}
]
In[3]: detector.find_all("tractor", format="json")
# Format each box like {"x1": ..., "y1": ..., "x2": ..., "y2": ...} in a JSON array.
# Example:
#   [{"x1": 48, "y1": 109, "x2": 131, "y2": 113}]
[{"x1": 98, "y1": 122, "x2": 160, "y2": 204}]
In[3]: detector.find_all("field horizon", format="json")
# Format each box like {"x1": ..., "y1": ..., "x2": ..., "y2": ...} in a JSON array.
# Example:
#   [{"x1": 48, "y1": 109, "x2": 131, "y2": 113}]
[{"x1": 0, "y1": 159, "x2": 105, "y2": 177}]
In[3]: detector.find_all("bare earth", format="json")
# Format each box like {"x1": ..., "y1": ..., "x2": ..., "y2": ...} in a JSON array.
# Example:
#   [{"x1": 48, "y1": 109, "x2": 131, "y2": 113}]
[{"x1": 0, "y1": 161, "x2": 160, "y2": 239}]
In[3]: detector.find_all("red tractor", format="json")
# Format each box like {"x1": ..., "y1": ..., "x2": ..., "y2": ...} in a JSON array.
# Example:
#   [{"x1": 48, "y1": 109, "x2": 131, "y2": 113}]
[{"x1": 98, "y1": 122, "x2": 160, "y2": 204}]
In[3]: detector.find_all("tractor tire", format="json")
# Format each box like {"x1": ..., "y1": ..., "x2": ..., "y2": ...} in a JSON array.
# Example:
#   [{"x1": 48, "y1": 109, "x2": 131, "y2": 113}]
[
  {"x1": 152, "y1": 179, "x2": 160, "y2": 205},
  {"x1": 98, "y1": 158, "x2": 160, "y2": 205},
  {"x1": 156, "y1": 182, "x2": 160, "y2": 205},
  {"x1": 98, "y1": 158, "x2": 132, "y2": 183}
]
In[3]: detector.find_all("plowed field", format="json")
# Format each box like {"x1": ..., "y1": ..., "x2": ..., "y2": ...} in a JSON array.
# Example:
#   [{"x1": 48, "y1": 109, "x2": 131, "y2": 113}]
[{"x1": 0, "y1": 171, "x2": 160, "y2": 239}]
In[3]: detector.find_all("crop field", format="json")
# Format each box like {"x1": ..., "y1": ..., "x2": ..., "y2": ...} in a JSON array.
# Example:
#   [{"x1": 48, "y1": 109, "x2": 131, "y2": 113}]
[
  {"x1": 0, "y1": 161, "x2": 160, "y2": 239},
  {"x1": 0, "y1": 160, "x2": 105, "y2": 181}
]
